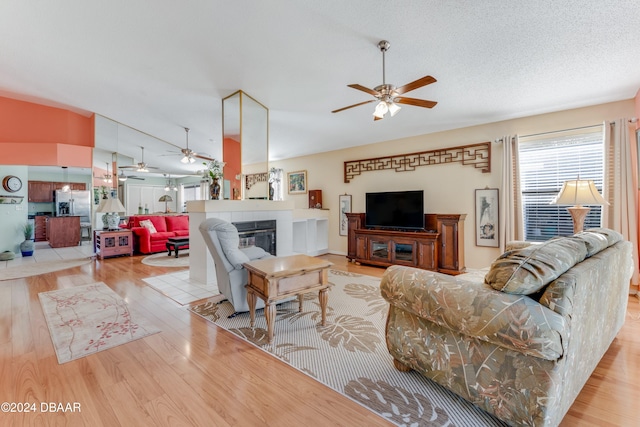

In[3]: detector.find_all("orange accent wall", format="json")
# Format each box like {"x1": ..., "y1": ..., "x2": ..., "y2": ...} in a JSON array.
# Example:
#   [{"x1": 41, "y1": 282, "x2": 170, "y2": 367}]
[
  {"x1": 636, "y1": 88, "x2": 640, "y2": 130},
  {"x1": 0, "y1": 96, "x2": 94, "y2": 167},
  {"x1": 223, "y1": 137, "x2": 241, "y2": 199}
]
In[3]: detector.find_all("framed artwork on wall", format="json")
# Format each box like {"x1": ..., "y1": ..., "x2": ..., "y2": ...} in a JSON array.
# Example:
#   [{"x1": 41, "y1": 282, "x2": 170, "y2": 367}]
[
  {"x1": 475, "y1": 188, "x2": 499, "y2": 247},
  {"x1": 339, "y1": 194, "x2": 352, "y2": 236},
  {"x1": 287, "y1": 170, "x2": 307, "y2": 194}
]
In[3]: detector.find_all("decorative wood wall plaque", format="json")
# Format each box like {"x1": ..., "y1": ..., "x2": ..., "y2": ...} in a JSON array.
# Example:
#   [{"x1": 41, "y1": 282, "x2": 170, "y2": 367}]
[
  {"x1": 343, "y1": 141, "x2": 491, "y2": 183},
  {"x1": 245, "y1": 172, "x2": 269, "y2": 190}
]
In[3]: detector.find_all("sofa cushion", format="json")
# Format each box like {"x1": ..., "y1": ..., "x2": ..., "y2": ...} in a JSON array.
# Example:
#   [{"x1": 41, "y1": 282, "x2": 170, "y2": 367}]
[
  {"x1": 149, "y1": 231, "x2": 175, "y2": 241},
  {"x1": 485, "y1": 237, "x2": 587, "y2": 295},
  {"x1": 132, "y1": 215, "x2": 167, "y2": 232},
  {"x1": 139, "y1": 219, "x2": 157, "y2": 234},
  {"x1": 173, "y1": 230, "x2": 189, "y2": 237},
  {"x1": 166, "y1": 215, "x2": 189, "y2": 232},
  {"x1": 571, "y1": 231, "x2": 609, "y2": 257},
  {"x1": 585, "y1": 227, "x2": 623, "y2": 246}
]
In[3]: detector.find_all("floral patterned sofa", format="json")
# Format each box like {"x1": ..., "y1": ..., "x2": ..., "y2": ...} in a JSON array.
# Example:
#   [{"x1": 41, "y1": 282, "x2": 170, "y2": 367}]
[{"x1": 380, "y1": 228, "x2": 632, "y2": 427}]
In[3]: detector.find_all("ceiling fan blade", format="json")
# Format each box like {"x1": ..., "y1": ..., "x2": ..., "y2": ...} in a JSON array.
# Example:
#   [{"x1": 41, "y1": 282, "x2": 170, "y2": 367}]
[
  {"x1": 394, "y1": 75, "x2": 436, "y2": 95},
  {"x1": 118, "y1": 165, "x2": 138, "y2": 169},
  {"x1": 347, "y1": 84, "x2": 380, "y2": 96},
  {"x1": 394, "y1": 97, "x2": 438, "y2": 109},
  {"x1": 194, "y1": 153, "x2": 215, "y2": 161},
  {"x1": 332, "y1": 99, "x2": 376, "y2": 113}
]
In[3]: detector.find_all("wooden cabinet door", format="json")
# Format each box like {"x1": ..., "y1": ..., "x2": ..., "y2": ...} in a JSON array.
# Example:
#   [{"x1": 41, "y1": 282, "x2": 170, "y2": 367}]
[
  {"x1": 34, "y1": 216, "x2": 48, "y2": 242},
  {"x1": 28, "y1": 181, "x2": 54, "y2": 202},
  {"x1": 355, "y1": 235, "x2": 368, "y2": 260},
  {"x1": 70, "y1": 183, "x2": 86, "y2": 190},
  {"x1": 436, "y1": 215, "x2": 466, "y2": 274},
  {"x1": 346, "y1": 213, "x2": 365, "y2": 259},
  {"x1": 417, "y1": 239, "x2": 438, "y2": 270}
]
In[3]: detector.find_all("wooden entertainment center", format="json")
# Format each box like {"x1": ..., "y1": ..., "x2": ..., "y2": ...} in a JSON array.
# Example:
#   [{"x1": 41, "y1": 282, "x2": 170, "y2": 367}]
[{"x1": 346, "y1": 213, "x2": 466, "y2": 275}]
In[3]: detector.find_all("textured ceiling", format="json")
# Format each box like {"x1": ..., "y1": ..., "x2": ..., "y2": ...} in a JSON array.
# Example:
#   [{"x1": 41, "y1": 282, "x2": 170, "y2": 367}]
[{"x1": 1, "y1": 1, "x2": 640, "y2": 177}]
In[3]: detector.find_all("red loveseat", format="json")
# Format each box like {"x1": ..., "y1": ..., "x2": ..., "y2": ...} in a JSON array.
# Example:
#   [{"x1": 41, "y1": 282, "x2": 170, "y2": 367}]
[{"x1": 126, "y1": 214, "x2": 189, "y2": 254}]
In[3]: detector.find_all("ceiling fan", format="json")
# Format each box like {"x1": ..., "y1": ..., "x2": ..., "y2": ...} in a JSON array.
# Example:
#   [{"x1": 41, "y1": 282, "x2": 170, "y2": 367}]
[
  {"x1": 118, "y1": 146, "x2": 158, "y2": 172},
  {"x1": 117, "y1": 170, "x2": 145, "y2": 181},
  {"x1": 163, "y1": 127, "x2": 215, "y2": 164},
  {"x1": 332, "y1": 40, "x2": 437, "y2": 120},
  {"x1": 93, "y1": 162, "x2": 113, "y2": 183}
]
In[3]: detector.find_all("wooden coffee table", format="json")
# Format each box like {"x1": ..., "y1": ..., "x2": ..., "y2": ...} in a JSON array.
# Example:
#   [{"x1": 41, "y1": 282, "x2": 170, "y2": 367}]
[{"x1": 244, "y1": 254, "x2": 333, "y2": 343}]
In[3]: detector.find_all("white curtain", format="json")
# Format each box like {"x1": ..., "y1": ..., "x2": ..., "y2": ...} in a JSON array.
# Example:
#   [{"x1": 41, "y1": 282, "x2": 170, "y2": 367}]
[
  {"x1": 498, "y1": 135, "x2": 524, "y2": 252},
  {"x1": 603, "y1": 119, "x2": 639, "y2": 291}
]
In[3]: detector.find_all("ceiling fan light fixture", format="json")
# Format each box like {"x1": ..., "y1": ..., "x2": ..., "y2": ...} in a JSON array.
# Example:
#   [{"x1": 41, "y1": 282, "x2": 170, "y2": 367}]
[
  {"x1": 373, "y1": 101, "x2": 388, "y2": 118},
  {"x1": 180, "y1": 155, "x2": 190, "y2": 164},
  {"x1": 388, "y1": 101, "x2": 401, "y2": 117}
]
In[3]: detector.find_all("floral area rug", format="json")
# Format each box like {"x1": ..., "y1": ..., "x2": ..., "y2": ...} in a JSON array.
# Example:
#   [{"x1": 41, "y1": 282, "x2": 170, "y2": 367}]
[
  {"x1": 190, "y1": 270, "x2": 506, "y2": 427},
  {"x1": 39, "y1": 282, "x2": 160, "y2": 364}
]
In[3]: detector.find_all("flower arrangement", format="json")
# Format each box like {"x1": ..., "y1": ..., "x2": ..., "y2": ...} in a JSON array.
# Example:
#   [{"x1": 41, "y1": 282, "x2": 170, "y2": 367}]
[{"x1": 203, "y1": 160, "x2": 225, "y2": 180}]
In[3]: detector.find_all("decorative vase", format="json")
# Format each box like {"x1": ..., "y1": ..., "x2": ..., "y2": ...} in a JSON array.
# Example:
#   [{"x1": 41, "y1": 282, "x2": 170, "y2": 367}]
[
  {"x1": 210, "y1": 178, "x2": 221, "y2": 200},
  {"x1": 20, "y1": 239, "x2": 34, "y2": 257},
  {"x1": 105, "y1": 213, "x2": 120, "y2": 230}
]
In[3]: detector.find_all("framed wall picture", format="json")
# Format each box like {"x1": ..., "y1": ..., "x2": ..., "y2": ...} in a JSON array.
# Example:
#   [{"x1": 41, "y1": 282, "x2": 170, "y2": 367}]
[
  {"x1": 287, "y1": 170, "x2": 307, "y2": 194},
  {"x1": 475, "y1": 188, "x2": 499, "y2": 247},
  {"x1": 339, "y1": 194, "x2": 352, "y2": 236}
]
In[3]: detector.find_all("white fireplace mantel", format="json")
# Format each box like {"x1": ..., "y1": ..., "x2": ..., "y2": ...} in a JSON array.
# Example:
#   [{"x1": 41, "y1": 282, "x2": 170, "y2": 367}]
[{"x1": 187, "y1": 200, "x2": 295, "y2": 285}]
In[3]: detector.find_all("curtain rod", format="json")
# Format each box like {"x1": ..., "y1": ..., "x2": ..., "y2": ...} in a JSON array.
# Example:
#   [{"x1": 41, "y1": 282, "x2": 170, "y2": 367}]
[{"x1": 520, "y1": 123, "x2": 603, "y2": 139}]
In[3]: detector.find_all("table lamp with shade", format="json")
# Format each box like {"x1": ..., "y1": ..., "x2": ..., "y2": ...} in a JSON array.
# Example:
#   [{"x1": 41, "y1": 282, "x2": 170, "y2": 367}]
[
  {"x1": 158, "y1": 194, "x2": 173, "y2": 213},
  {"x1": 550, "y1": 179, "x2": 609, "y2": 233},
  {"x1": 96, "y1": 197, "x2": 127, "y2": 230}
]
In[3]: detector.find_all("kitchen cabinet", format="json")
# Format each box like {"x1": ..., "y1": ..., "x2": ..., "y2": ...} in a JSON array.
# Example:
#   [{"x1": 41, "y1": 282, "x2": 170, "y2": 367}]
[
  {"x1": 28, "y1": 181, "x2": 87, "y2": 202},
  {"x1": 47, "y1": 216, "x2": 80, "y2": 248},
  {"x1": 34, "y1": 215, "x2": 48, "y2": 242},
  {"x1": 28, "y1": 181, "x2": 53, "y2": 202}
]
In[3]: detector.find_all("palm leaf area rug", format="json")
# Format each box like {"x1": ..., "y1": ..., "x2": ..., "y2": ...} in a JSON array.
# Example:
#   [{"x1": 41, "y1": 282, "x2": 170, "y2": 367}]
[
  {"x1": 39, "y1": 282, "x2": 160, "y2": 364},
  {"x1": 190, "y1": 270, "x2": 506, "y2": 427}
]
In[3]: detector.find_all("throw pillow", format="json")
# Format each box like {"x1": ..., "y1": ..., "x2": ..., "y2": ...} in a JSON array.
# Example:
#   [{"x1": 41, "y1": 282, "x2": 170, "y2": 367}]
[
  {"x1": 485, "y1": 237, "x2": 587, "y2": 295},
  {"x1": 585, "y1": 227, "x2": 623, "y2": 246},
  {"x1": 571, "y1": 231, "x2": 609, "y2": 257},
  {"x1": 139, "y1": 219, "x2": 157, "y2": 234}
]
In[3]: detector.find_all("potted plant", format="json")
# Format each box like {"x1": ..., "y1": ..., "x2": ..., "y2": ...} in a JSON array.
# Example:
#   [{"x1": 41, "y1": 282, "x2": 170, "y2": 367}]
[
  {"x1": 20, "y1": 222, "x2": 35, "y2": 257},
  {"x1": 203, "y1": 160, "x2": 225, "y2": 199}
]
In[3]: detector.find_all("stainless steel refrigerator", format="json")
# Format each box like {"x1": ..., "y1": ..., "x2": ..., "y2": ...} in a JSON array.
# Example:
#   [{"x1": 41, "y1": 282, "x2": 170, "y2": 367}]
[{"x1": 55, "y1": 190, "x2": 92, "y2": 222}]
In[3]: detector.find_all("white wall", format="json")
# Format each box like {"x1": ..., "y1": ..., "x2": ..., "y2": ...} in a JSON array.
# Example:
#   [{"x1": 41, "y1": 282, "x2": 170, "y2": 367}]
[{"x1": 270, "y1": 100, "x2": 635, "y2": 269}]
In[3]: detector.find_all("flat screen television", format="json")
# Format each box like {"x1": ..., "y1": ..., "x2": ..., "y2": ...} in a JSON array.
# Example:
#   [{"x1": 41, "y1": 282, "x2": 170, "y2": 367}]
[{"x1": 365, "y1": 190, "x2": 424, "y2": 230}]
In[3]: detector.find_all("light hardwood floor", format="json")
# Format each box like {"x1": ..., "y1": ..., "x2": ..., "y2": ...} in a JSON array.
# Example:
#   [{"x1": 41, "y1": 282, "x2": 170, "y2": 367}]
[{"x1": 1, "y1": 254, "x2": 638, "y2": 426}]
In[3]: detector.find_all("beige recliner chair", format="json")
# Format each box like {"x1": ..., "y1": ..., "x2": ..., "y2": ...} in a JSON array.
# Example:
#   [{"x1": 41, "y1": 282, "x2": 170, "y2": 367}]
[{"x1": 199, "y1": 217, "x2": 274, "y2": 314}]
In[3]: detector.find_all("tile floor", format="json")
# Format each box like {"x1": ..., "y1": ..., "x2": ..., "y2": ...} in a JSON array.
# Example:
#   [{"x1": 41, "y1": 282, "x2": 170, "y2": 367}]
[
  {"x1": 1, "y1": 241, "x2": 95, "y2": 269},
  {"x1": 142, "y1": 270, "x2": 220, "y2": 305}
]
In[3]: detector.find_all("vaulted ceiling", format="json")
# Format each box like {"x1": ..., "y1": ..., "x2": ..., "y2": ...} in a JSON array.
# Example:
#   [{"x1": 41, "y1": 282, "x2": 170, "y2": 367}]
[{"x1": 2, "y1": 1, "x2": 640, "y2": 177}]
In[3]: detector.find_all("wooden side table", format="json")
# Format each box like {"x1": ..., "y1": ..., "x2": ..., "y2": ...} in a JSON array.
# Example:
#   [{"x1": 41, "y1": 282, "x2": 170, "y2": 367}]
[
  {"x1": 94, "y1": 229, "x2": 133, "y2": 259},
  {"x1": 244, "y1": 254, "x2": 333, "y2": 343}
]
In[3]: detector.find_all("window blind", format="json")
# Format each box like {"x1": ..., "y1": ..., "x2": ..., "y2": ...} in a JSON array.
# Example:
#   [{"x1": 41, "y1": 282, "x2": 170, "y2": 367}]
[{"x1": 518, "y1": 127, "x2": 604, "y2": 241}]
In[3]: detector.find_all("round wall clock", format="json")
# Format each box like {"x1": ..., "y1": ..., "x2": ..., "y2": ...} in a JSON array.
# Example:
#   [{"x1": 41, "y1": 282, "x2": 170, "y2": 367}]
[{"x1": 2, "y1": 175, "x2": 23, "y2": 193}]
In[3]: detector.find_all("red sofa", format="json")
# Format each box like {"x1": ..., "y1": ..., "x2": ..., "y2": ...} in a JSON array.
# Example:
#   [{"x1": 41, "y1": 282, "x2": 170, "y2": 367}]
[{"x1": 126, "y1": 214, "x2": 189, "y2": 254}]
